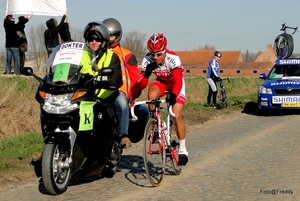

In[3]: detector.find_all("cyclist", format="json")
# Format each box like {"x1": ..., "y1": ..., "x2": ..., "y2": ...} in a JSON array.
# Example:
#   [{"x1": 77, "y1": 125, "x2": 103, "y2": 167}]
[
  {"x1": 103, "y1": 18, "x2": 146, "y2": 148},
  {"x1": 206, "y1": 51, "x2": 222, "y2": 109},
  {"x1": 137, "y1": 33, "x2": 188, "y2": 166}
]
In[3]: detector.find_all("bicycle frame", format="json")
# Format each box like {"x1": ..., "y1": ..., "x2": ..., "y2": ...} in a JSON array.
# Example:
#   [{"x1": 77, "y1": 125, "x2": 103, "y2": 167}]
[{"x1": 131, "y1": 98, "x2": 174, "y2": 156}]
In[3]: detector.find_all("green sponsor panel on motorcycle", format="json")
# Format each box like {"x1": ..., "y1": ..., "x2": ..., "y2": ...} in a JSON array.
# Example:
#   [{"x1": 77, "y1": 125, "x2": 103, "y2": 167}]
[
  {"x1": 79, "y1": 101, "x2": 96, "y2": 131},
  {"x1": 53, "y1": 63, "x2": 70, "y2": 82}
]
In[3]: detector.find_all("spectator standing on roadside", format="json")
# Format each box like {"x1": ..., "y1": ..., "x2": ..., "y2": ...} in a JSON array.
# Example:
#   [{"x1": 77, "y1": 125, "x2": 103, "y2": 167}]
[
  {"x1": 3, "y1": 14, "x2": 20, "y2": 75},
  {"x1": 206, "y1": 51, "x2": 222, "y2": 109},
  {"x1": 59, "y1": 14, "x2": 72, "y2": 43},
  {"x1": 16, "y1": 14, "x2": 32, "y2": 69},
  {"x1": 44, "y1": 11, "x2": 67, "y2": 57}
]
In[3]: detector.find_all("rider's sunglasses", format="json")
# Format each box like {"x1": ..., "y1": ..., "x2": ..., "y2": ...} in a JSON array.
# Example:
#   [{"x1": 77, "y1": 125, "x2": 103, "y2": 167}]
[
  {"x1": 150, "y1": 51, "x2": 165, "y2": 57},
  {"x1": 88, "y1": 38, "x2": 102, "y2": 42}
]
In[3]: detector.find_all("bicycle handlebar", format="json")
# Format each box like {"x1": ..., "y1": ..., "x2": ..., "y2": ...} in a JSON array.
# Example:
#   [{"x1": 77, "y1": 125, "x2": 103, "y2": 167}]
[
  {"x1": 280, "y1": 23, "x2": 298, "y2": 34},
  {"x1": 130, "y1": 99, "x2": 176, "y2": 121},
  {"x1": 218, "y1": 77, "x2": 230, "y2": 84}
]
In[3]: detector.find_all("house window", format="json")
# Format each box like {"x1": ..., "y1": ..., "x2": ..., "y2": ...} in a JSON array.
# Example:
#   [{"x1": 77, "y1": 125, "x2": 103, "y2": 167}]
[
  {"x1": 236, "y1": 70, "x2": 240, "y2": 73},
  {"x1": 186, "y1": 70, "x2": 190, "y2": 73},
  {"x1": 220, "y1": 70, "x2": 223, "y2": 73},
  {"x1": 203, "y1": 69, "x2": 207, "y2": 73},
  {"x1": 253, "y1": 70, "x2": 257, "y2": 73}
]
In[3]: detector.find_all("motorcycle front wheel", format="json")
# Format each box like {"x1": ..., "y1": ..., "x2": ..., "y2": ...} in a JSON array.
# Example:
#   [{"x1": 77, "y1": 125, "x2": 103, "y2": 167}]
[{"x1": 42, "y1": 143, "x2": 71, "y2": 195}]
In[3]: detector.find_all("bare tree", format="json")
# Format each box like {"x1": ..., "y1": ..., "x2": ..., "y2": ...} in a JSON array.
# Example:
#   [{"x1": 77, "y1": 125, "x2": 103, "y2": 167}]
[
  {"x1": 122, "y1": 31, "x2": 147, "y2": 60},
  {"x1": 245, "y1": 49, "x2": 250, "y2": 61},
  {"x1": 69, "y1": 26, "x2": 84, "y2": 42},
  {"x1": 198, "y1": 44, "x2": 216, "y2": 50},
  {"x1": 27, "y1": 23, "x2": 48, "y2": 72},
  {"x1": 26, "y1": 23, "x2": 84, "y2": 73}
]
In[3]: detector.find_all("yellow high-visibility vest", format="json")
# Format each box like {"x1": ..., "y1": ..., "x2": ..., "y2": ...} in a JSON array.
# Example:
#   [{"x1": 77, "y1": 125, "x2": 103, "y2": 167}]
[{"x1": 80, "y1": 49, "x2": 115, "y2": 99}]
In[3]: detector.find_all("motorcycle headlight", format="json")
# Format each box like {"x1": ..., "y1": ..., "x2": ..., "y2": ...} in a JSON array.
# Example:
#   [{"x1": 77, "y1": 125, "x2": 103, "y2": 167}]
[
  {"x1": 259, "y1": 86, "x2": 272, "y2": 94},
  {"x1": 43, "y1": 93, "x2": 79, "y2": 114}
]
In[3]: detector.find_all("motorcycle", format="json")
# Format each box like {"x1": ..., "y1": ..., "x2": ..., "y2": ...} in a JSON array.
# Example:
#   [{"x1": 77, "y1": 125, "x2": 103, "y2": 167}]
[{"x1": 23, "y1": 41, "x2": 122, "y2": 195}]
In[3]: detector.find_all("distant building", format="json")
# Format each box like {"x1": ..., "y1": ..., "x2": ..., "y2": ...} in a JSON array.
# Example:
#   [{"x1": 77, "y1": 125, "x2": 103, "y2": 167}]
[{"x1": 175, "y1": 45, "x2": 277, "y2": 76}]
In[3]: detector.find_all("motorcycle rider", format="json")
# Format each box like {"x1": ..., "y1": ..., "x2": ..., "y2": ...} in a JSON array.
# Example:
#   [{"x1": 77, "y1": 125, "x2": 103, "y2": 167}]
[
  {"x1": 137, "y1": 33, "x2": 189, "y2": 166},
  {"x1": 80, "y1": 21, "x2": 122, "y2": 102},
  {"x1": 102, "y1": 18, "x2": 142, "y2": 148},
  {"x1": 80, "y1": 21, "x2": 123, "y2": 173}
]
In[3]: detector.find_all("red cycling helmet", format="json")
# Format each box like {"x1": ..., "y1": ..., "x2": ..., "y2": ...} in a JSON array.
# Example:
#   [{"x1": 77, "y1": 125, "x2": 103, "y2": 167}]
[{"x1": 147, "y1": 33, "x2": 167, "y2": 53}]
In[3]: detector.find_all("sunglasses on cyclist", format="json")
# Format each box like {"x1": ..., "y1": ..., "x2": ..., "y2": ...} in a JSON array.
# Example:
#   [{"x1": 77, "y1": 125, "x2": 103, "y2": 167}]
[
  {"x1": 88, "y1": 38, "x2": 102, "y2": 42},
  {"x1": 150, "y1": 51, "x2": 165, "y2": 57}
]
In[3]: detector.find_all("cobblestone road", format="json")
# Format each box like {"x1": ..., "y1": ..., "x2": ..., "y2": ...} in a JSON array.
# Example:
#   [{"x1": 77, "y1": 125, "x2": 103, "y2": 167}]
[{"x1": 0, "y1": 112, "x2": 300, "y2": 201}]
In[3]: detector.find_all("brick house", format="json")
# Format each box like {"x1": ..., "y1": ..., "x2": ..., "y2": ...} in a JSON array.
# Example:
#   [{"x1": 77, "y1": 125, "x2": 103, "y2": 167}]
[{"x1": 175, "y1": 45, "x2": 277, "y2": 76}]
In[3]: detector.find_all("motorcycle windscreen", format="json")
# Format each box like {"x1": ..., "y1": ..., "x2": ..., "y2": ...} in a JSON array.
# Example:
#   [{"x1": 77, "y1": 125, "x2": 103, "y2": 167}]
[{"x1": 46, "y1": 42, "x2": 85, "y2": 82}]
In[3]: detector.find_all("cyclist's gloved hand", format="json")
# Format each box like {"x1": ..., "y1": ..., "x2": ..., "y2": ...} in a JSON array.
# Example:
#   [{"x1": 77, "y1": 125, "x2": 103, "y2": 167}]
[
  {"x1": 168, "y1": 93, "x2": 177, "y2": 106},
  {"x1": 144, "y1": 62, "x2": 157, "y2": 78}
]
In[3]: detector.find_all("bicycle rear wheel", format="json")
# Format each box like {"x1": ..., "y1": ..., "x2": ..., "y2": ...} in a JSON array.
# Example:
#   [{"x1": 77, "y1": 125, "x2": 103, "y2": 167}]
[{"x1": 143, "y1": 118, "x2": 166, "y2": 187}]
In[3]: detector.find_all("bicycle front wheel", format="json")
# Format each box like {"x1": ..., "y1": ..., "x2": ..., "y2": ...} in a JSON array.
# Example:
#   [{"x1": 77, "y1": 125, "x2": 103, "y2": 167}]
[
  {"x1": 168, "y1": 118, "x2": 182, "y2": 175},
  {"x1": 161, "y1": 108, "x2": 181, "y2": 175},
  {"x1": 143, "y1": 118, "x2": 166, "y2": 187},
  {"x1": 221, "y1": 90, "x2": 228, "y2": 108}
]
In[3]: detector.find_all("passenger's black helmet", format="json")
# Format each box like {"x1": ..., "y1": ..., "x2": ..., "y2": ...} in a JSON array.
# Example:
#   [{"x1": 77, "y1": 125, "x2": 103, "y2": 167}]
[{"x1": 214, "y1": 51, "x2": 222, "y2": 58}]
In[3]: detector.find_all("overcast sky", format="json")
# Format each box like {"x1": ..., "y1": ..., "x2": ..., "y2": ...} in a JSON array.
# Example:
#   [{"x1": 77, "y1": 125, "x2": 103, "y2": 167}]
[{"x1": 1, "y1": 0, "x2": 300, "y2": 53}]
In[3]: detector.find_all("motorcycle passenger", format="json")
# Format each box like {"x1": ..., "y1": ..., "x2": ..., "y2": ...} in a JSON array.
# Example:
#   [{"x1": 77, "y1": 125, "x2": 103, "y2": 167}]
[
  {"x1": 137, "y1": 33, "x2": 189, "y2": 166},
  {"x1": 80, "y1": 21, "x2": 122, "y2": 102},
  {"x1": 103, "y1": 18, "x2": 145, "y2": 148},
  {"x1": 206, "y1": 51, "x2": 222, "y2": 109}
]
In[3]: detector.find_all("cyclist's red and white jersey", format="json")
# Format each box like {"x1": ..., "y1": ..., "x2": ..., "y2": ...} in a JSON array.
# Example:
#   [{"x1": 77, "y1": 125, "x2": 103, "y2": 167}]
[
  {"x1": 138, "y1": 49, "x2": 186, "y2": 104},
  {"x1": 140, "y1": 49, "x2": 184, "y2": 82}
]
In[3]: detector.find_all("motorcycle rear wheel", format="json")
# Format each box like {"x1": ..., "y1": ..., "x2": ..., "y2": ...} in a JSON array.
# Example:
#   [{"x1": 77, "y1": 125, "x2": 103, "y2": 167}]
[{"x1": 42, "y1": 143, "x2": 71, "y2": 195}]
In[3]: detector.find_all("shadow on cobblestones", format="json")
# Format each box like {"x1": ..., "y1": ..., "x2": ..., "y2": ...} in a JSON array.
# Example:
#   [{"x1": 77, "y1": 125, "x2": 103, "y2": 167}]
[
  {"x1": 33, "y1": 153, "x2": 181, "y2": 193},
  {"x1": 119, "y1": 154, "x2": 181, "y2": 188},
  {"x1": 37, "y1": 174, "x2": 105, "y2": 195}
]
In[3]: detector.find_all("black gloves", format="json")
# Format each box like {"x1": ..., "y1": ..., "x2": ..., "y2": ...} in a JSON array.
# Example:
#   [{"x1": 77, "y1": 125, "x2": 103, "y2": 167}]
[
  {"x1": 144, "y1": 62, "x2": 157, "y2": 78},
  {"x1": 167, "y1": 93, "x2": 177, "y2": 106},
  {"x1": 95, "y1": 80, "x2": 114, "y2": 90}
]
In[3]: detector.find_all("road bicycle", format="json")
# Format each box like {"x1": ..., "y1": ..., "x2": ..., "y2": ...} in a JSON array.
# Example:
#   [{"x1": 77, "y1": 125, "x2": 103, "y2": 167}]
[
  {"x1": 130, "y1": 93, "x2": 181, "y2": 187},
  {"x1": 217, "y1": 77, "x2": 230, "y2": 109}
]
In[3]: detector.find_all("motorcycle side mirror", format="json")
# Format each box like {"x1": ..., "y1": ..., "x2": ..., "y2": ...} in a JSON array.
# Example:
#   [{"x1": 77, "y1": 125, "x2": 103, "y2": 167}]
[
  {"x1": 21, "y1": 67, "x2": 34, "y2": 76},
  {"x1": 21, "y1": 67, "x2": 45, "y2": 85}
]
